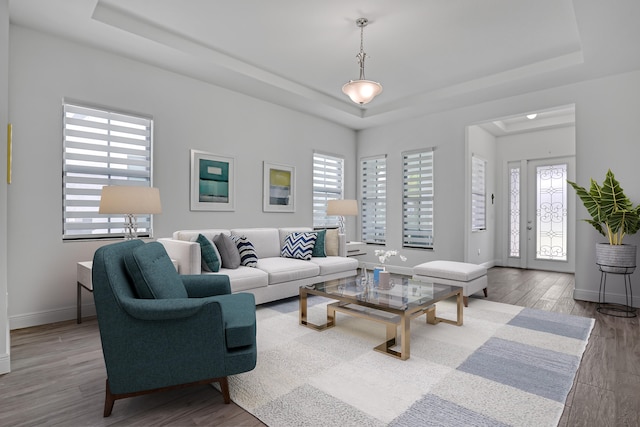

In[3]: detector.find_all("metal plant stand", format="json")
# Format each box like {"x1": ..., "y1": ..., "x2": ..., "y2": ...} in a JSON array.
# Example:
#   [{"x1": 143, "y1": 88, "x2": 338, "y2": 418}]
[{"x1": 596, "y1": 264, "x2": 637, "y2": 318}]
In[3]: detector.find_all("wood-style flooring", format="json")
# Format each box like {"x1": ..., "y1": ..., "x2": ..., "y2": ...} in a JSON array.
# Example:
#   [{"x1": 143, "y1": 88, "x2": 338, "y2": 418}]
[{"x1": 1, "y1": 267, "x2": 638, "y2": 426}]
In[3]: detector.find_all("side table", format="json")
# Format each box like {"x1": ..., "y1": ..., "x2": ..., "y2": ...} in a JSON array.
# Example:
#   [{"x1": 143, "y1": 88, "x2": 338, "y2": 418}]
[
  {"x1": 596, "y1": 264, "x2": 637, "y2": 318},
  {"x1": 77, "y1": 261, "x2": 93, "y2": 324}
]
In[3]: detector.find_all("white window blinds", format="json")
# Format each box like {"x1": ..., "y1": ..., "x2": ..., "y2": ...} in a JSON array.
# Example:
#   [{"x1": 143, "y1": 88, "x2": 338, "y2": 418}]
[
  {"x1": 402, "y1": 149, "x2": 434, "y2": 249},
  {"x1": 471, "y1": 155, "x2": 487, "y2": 232},
  {"x1": 313, "y1": 152, "x2": 344, "y2": 228},
  {"x1": 63, "y1": 102, "x2": 153, "y2": 240},
  {"x1": 361, "y1": 155, "x2": 386, "y2": 243}
]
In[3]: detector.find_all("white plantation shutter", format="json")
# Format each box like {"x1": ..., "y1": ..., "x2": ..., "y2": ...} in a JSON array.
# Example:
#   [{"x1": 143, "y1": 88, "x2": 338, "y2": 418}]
[
  {"x1": 361, "y1": 155, "x2": 386, "y2": 243},
  {"x1": 471, "y1": 155, "x2": 487, "y2": 231},
  {"x1": 403, "y1": 149, "x2": 434, "y2": 249},
  {"x1": 63, "y1": 102, "x2": 153, "y2": 240},
  {"x1": 313, "y1": 152, "x2": 344, "y2": 228}
]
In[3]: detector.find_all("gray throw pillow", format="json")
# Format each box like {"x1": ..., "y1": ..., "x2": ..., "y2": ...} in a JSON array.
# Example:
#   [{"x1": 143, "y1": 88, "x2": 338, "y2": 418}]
[{"x1": 214, "y1": 233, "x2": 241, "y2": 269}]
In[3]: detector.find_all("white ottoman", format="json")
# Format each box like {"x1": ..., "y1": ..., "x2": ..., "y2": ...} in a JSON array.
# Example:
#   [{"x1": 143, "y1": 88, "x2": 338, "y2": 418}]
[{"x1": 413, "y1": 260, "x2": 488, "y2": 307}]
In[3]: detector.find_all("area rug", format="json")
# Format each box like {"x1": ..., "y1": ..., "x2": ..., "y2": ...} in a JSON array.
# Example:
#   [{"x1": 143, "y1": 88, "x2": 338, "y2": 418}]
[{"x1": 228, "y1": 296, "x2": 594, "y2": 427}]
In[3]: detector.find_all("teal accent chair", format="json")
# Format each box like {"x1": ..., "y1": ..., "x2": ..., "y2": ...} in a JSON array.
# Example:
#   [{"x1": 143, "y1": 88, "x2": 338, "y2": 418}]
[{"x1": 92, "y1": 239, "x2": 257, "y2": 417}]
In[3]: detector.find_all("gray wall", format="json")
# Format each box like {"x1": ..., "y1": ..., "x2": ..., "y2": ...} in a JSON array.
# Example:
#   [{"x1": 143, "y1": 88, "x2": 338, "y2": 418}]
[
  {"x1": 1, "y1": 0, "x2": 10, "y2": 373},
  {"x1": 357, "y1": 69, "x2": 640, "y2": 307},
  {"x1": 7, "y1": 25, "x2": 356, "y2": 328}
]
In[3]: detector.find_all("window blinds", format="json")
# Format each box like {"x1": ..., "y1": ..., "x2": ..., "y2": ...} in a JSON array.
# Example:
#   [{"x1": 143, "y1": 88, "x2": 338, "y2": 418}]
[
  {"x1": 402, "y1": 149, "x2": 434, "y2": 249},
  {"x1": 471, "y1": 155, "x2": 487, "y2": 231},
  {"x1": 361, "y1": 155, "x2": 386, "y2": 243},
  {"x1": 62, "y1": 102, "x2": 153, "y2": 240},
  {"x1": 312, "y1": 152, "x2": 344, "y2": 228}
]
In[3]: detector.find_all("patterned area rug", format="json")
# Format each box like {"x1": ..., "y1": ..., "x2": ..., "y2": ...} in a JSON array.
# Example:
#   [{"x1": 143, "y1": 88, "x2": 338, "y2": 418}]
[{"x1": 229, "y1": 296, "x2": 594, "y2": 427}]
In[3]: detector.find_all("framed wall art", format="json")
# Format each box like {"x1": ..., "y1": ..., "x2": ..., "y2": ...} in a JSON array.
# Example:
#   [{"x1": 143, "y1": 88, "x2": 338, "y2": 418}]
[
  {"x1": 263, "y1": 161, "x2": 295, "y2": 212},
  {"x1": 190, "y1": 149, "x2": 235, "y2": 211}
]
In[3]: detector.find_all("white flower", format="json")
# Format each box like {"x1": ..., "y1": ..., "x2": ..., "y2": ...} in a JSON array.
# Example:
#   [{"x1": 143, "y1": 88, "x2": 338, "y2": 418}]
[{"x1": 374, "y1": 249, "x2": 406, "y2": 264}]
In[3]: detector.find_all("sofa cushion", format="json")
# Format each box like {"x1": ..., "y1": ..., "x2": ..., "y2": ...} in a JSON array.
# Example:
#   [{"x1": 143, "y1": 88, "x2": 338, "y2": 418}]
[
  {"x1": 310, "y1": 256, "x2": 359, "y2": 275},
  {"x1": 230, "y1": 235, "x2": 258, "y2": 267},
  {"x1": 324, "y1": 228, "x2": 339, "y2": 256},
  {"x1": 232, "y1": 228, "x2": 281, "y2": 258},
  {"x1": 312, "y1": 229, "x2": 326, "y2": 257},
  {"x1": 281, "y1": 231, "x2": 317, "y2": 260},
  {"x1": 196, "y1": 234, "x2": 221, "y2": 272},
  {"x1": 124, "y1": 242, "x2": 187, "y2": 299},
  {"x1": 257, "y1": 257, "x2": 320, "y2": 285},
  {"x1": 174, "y1": 229, "x2": 230, "y2": 242},
  {"x1": 413, "y1": 260, "x2": 487, "y2": 282},
  {"x1": 214, "y1": 233, "x2": 241, "y2": 269}
]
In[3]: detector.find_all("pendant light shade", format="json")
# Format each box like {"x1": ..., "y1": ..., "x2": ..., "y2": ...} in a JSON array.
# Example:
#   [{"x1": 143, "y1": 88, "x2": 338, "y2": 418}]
[{"x1": 342, "y1": 18, "x2": 383, "y2": 105}]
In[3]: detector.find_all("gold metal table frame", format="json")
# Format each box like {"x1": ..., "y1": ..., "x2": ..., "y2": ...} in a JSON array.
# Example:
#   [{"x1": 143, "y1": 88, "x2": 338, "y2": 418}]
[{"x1": 299, "y1": 278, "x2": 463, "y2": 360}]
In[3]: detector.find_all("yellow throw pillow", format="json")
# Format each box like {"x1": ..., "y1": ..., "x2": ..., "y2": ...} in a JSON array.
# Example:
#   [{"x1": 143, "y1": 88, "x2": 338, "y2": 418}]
[{"x1": 325, "y1": 228, "x2": 339, "y2": 256}]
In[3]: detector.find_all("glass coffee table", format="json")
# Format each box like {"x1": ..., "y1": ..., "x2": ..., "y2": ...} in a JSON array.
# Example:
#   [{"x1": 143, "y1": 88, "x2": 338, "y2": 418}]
[{"x1": 299, "y1": 276, "x2": 463, "y2": 360}]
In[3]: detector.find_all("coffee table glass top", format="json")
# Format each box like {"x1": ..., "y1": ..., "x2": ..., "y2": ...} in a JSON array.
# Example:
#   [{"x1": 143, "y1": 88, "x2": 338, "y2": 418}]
[{"x1": 308, "y1": 276, "x2": 461, "y2": 312}]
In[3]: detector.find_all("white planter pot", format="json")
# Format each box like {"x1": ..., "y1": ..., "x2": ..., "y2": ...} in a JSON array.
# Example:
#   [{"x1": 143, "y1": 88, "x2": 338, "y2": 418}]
[{"x1": 595, "y1": 243, "x2": 637, "y2": 274}]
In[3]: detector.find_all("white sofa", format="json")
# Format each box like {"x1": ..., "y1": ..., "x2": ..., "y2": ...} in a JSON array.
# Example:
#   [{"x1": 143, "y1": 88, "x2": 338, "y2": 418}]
[{"x1": 158, "y1": 227, "x2": 359, "y2": 305}]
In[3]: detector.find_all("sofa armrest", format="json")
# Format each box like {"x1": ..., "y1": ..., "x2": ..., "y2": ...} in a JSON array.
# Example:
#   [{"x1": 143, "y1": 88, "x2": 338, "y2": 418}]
[
  {"x1": 157, "y1": 238, "x2": 201, "y2": 274},
  {"x1": 338, "y1": 233, "x2": 347, "y2": 257}
]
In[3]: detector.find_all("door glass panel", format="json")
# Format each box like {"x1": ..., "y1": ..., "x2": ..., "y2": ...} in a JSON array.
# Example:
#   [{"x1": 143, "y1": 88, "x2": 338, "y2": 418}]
[
  {"x1": 509, "y1": 166, "x2": 520, "y2": 257},
  {"x1": 536, "y1": 164, "x2": 567, "y2": 261}
]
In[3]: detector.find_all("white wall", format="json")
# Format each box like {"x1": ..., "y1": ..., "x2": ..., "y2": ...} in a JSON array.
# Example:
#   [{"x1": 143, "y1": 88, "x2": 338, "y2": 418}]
[
  {"x1": 466, "y1": 125, "x2": 496, "y2": 266},
  {"x1": 0, "y1": 0, "x2": 11, "y2": 373},
  {"x1": 7, "y1": 25, "x2": 357, "y2": 328},
  {"x1": 357, "y1": 70, "x2": 640, "y2": 307}
]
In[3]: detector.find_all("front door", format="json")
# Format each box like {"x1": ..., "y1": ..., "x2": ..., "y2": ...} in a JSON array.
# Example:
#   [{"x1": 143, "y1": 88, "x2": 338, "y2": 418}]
[
  {"x1": 505, "y1": 157, "x2": 575, "y2": 272},
  {"x1": 525, "y1": 158, "x2": 575, "y2": 272}
]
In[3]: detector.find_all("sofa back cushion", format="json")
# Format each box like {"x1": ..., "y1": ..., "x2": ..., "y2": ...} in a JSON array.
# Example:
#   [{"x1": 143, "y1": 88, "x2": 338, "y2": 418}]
[
  {"x1": 174, "y1": 229, "x2": 230, "y2": 242},
  {"x1": 231, "y1": 228, "x2": 281, "y2": 258},
  {"x1": 124, "y1": 242, "x2": 187, "y2": 299}
]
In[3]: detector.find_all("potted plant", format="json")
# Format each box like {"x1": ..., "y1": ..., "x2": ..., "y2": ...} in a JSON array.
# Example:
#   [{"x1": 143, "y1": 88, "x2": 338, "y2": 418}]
[{"x1": 568, "y1": 169, "x2": 640, "y2": 273}]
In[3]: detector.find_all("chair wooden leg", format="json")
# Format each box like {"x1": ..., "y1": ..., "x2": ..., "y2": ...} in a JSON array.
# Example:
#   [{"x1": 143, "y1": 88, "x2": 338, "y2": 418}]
[
  {"x1": 219, "y1": 376, "x2": 231, "y2": 404},
  {"x1": 463, "y1": 296, "x2": 469, "y2": 307},
  {"x1": 483, "y1": 287, "x2": 488, "y2": 297},
  {"x1": 104, "y1": 379, "x2": 115, "y2": 417}
]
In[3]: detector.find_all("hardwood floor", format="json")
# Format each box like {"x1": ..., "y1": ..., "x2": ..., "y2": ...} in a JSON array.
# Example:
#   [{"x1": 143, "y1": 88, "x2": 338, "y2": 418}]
[{"x1": 1, "y1": 267, "x2": 638, "y2": 426}]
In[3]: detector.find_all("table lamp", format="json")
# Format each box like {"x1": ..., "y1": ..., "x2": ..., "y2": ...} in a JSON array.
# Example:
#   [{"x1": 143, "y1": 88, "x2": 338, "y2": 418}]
[
  {"x1": 99, "y1": 186, "x2": 162, "y2": 239},
  {"x1": 326, "y1": 199, "x2": 358, "y2": 235}
]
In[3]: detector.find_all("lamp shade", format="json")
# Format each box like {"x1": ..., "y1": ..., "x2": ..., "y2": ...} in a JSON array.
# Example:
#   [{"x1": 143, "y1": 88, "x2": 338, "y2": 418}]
[
  {"x1": 327, "y1": 199, "x2": 358, "y2": 216},
  {"x1": 99, "y1": 186, "x2": 162, "y2": 215},
  {"x1": 342, "y1": 80, "x2": 383, "y2": 105}
]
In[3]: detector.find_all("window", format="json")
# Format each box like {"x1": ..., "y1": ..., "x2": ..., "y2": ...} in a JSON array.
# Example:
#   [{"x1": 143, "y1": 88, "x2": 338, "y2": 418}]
[
  {"x1": 63, "y1": 102, "x2": 153, "y2": 240},
  {"x1": 402, "y1": 149, "x2": 434, "y2": 249},
  {"x1": 360, "y1": 155, "x2": 386, "y2": 243},
  {"x1": 471, "y1": 155, "x2": 487, "y2": 231},
  {"x1": 509, "y1": 164, "x2": 521, "y2": 257},
  {"x1": 312, "y1": 152, "x2": 344, "y2": 228}
]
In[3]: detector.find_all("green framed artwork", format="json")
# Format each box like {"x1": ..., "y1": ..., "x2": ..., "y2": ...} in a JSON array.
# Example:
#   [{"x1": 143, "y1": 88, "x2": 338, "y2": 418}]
[
  {"x1": 190, "y1": 149, "x2": 235, "y2": 211},
  {"x1": 263, "y1": 161, "x2": 295, "y2": 212}
]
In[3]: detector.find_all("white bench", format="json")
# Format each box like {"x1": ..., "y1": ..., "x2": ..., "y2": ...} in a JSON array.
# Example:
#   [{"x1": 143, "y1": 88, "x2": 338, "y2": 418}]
[{"x1": 413, "y1": 260, "x2": 488, "y2": 307}]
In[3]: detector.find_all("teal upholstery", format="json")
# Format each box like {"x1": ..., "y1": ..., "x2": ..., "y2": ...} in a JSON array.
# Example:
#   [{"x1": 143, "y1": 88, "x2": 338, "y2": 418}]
[
  {"x1": 124, "y1": 241, "x2": 188, "y2": 299},
  {"x1": 92, "y1": 239, "x2": 257, "y2": 416}
]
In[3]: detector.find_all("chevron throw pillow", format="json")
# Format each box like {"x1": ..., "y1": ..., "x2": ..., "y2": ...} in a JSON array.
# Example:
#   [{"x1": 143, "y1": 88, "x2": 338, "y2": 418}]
[
  {"x1": 230, "y1": 235, "x2": 258, "y2": 267},
  {"x1": 281, "y1": 231, "x2": 318, "y2": 260}
]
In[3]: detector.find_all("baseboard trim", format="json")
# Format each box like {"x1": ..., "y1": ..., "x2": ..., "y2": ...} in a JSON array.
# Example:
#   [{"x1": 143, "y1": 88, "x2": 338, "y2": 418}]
[
  {"x1": 10, "y1": 304, "x2": 96, "y2": 330},
  {"x1": 573, "y1": 288, "x2": 639, "y2": 307},
  {"x1": 0, "y1": 352, "x2": 10, "y2": 374}
]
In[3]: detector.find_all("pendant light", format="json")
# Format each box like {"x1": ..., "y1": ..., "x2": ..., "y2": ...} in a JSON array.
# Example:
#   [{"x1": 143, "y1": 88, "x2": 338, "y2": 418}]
[{"x1": 342, "y1": 18, "x2": 383, "y2": 105}]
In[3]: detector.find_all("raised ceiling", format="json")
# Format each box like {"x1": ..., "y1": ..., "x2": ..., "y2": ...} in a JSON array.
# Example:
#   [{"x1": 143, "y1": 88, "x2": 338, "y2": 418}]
[{"x1": 8, "y1": 0, "x2": 640, "y2": 130}]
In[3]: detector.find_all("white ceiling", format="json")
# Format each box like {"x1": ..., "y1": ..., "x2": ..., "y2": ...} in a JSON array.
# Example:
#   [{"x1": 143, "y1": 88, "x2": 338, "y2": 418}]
[{"x1": 8, "y1": 0, "x2": 640, "y2": 130}]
